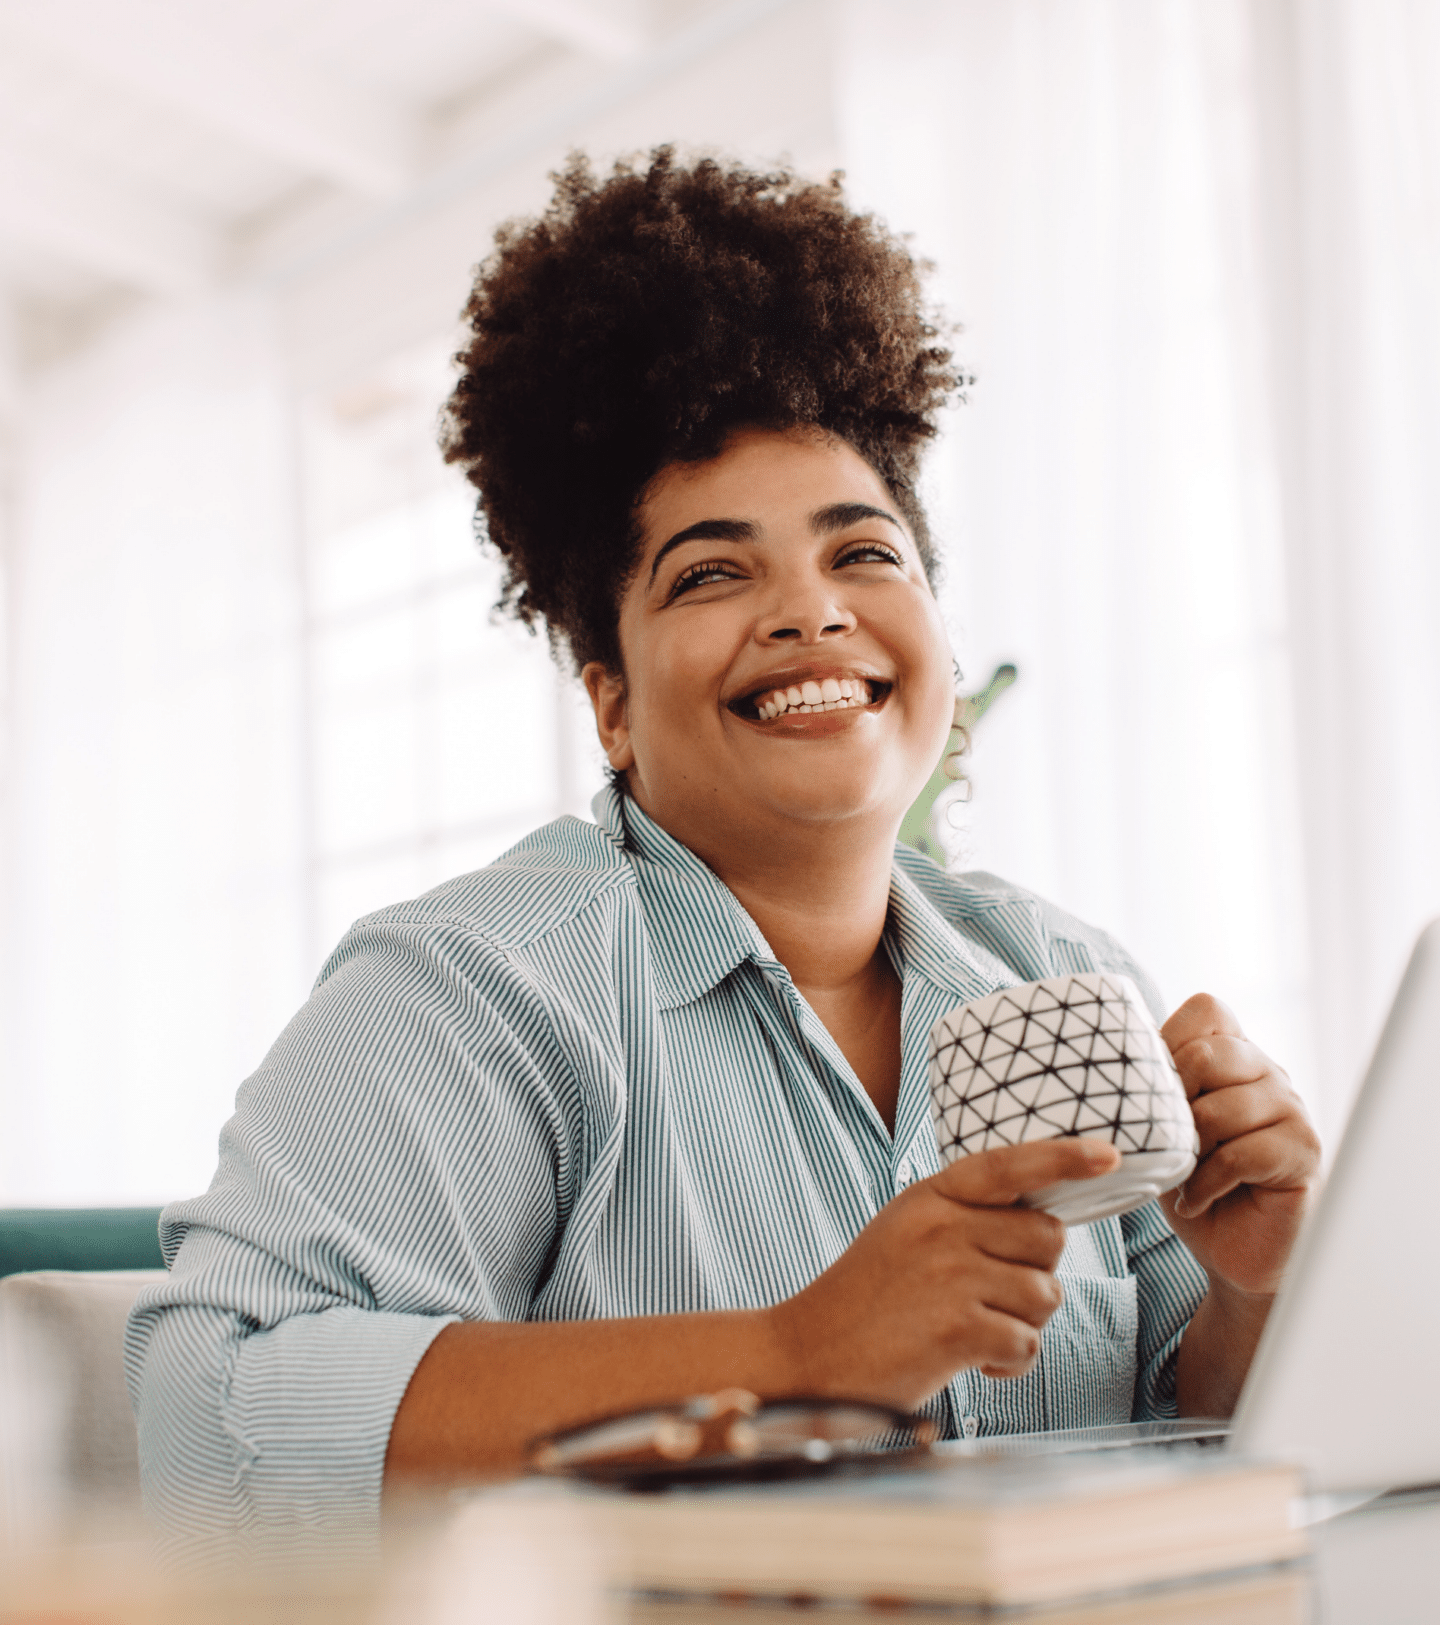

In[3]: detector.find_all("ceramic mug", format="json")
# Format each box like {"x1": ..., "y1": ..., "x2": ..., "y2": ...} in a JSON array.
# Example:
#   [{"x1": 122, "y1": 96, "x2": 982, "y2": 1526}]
[{"x1": 928, "y1": 971, "x2": 1199, "y2": 1225}]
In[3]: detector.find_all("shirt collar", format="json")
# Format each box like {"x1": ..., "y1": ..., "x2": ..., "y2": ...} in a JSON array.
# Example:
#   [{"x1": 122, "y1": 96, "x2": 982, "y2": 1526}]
[
  {"x1": 596, "y1": 782, "x2": 1014, "y2": 1015},
  {"x1": 885, "y1": 861, "x2": 1020, "y2": 1167},
  {"x1": 884, "y1": 860, "x2": 1017, "y2": 1007},
  {"x1": 595, "y1": 783, "x2": 778, "y2": 1010}
]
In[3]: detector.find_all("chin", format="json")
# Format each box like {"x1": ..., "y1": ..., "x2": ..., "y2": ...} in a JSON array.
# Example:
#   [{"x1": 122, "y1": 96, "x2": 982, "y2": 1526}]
[{"x1": 749, "y1": 766, "x2": 902, "y2": 832}]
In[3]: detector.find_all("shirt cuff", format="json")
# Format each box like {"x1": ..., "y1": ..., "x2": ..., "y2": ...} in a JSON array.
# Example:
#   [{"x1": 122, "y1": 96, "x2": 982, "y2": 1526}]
[{"x1": 222, "y1": 1304, "x2": 457, "y2": 1546}]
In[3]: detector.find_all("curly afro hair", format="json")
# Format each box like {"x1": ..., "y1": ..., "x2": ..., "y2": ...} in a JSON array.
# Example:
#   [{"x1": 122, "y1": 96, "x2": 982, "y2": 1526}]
[{"x1": 442, "y1": 146, "x2": 961, "y2": 674}]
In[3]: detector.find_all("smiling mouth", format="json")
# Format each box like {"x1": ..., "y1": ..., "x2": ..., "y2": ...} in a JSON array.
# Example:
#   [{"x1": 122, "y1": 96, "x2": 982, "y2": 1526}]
[{"x1": 729, "y1": 676, "x2": 891, "y2": 722}]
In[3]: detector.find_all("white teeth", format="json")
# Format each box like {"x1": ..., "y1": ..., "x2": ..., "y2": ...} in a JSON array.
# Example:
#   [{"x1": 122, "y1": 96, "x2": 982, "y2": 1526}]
[{"x1": 752, "y1": 678, "x2": 880, "y2": 720}]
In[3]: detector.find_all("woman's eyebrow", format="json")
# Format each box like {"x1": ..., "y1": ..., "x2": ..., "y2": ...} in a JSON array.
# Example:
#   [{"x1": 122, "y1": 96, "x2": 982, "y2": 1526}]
[
  {"x1": 648, "y1": 517, "x2": 758, "y2": 581},
  {"x1": 647, "y1": 503, "x2": 899, "y2": 585},
  {"x1": 809, "y1": 501, "x2": 903, "y2": 535}
]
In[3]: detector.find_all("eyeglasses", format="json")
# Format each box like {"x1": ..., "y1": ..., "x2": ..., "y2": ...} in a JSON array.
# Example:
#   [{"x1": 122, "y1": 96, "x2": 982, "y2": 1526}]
[{"x1": 528, "y1": 1388, "x2": 938, "y2": 1487}]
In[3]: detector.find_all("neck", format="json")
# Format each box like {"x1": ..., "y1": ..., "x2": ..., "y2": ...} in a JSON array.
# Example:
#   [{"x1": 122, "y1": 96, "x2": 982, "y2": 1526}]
[
  {"x1": 672, "y1": 806, "x2": 899, "y2": 995},
  {"x1": 630, "y1": 789, "x2": 907, "y2": 1128}
]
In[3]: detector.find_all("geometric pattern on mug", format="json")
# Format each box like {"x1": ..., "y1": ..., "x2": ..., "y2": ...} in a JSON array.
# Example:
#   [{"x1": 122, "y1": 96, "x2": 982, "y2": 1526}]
[{"x1": 929, "y1": 973, "x2": 1199, "y2": 1159}]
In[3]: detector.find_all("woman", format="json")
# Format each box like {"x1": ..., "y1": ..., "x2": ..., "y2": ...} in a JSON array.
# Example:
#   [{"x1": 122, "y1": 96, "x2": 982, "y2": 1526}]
[{"x1": 126, "y1": 150, "x2": 1319, "y2": 1544}]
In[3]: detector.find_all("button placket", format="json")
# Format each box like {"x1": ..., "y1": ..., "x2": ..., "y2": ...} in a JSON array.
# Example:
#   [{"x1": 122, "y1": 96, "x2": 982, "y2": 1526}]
[{"x1": 736, "y1": 964, "x2": 885, "y2": 1223}]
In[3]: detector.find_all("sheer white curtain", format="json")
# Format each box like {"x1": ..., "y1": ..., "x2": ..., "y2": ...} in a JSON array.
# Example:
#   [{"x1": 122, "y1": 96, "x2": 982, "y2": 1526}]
[
  {"x1": 839, "y1": 0, "x2": 1440, "y2": 1139},
  {"x1": 1, "y1": 294, "x2": 310, "y2": 1204},
  {"x1": 1254, "y1": 0, "x2": 1440, "y2": 1133}
]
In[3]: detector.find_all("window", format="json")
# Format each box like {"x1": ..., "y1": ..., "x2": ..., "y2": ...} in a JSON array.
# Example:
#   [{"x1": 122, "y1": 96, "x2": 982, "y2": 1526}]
[{"x1": 299, "y1": 338, "x2": 602, "y2": 960}]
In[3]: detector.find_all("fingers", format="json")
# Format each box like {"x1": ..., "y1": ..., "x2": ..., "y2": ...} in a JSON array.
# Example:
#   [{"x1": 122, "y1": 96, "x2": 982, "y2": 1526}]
[
  {"x1": 967, "y1": 1306, "x2": 1045, "y2": 1380},
  {"x1": 931, "y1": 1137, "x2": 1120, "y2": 1208},
  {"x1": 1190, "y1": 1076, "x2": 1293, "y2": 1155},
  {"x1": 1174, "y1": 1122, "x2": 1319, "y2": 1217},
  {"x1": 1166, "y1": 1033, "x2": 1314, "y2": 1167},
  {"x1": 828, "y1": 1140, "x2": 1119, "y2": 1397},
  {"x1": 951, "y1": 1268, "x2": 1064, "y2": 1379},
  {"x1": 971, "y1": 1255, "x2": 1065, "y2": 1330},
  {"x1": 1170, "y1": 1034, "x2": 1273, "y2": 1102},
  {"x1": 1162, "y1": 992, "x2": 1244, "y2": 1056},
  {"x1": 960, "y1": 1203, "x2": 1067, "y2": 1270}
]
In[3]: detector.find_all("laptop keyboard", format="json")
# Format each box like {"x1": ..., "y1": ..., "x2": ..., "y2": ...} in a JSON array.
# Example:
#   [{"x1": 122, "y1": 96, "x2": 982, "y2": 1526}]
[{"x1": 935, "y1": 1419, "x2": 1232, "y2": 1459}]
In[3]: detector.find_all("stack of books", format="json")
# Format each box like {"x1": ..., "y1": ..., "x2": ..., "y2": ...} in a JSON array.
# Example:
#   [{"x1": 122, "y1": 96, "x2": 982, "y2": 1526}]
[{"x1": 576, "y1": 1448, "x2": 1307, "y2": 1619}]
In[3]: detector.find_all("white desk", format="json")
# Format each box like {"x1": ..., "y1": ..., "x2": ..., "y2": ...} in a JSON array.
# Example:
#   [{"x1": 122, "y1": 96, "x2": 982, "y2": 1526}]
[
  {"x1": 1310, "y1": 1490, "x2": 1440, "y2": 1623},
  {"x1": 1, "y1": 1483, "x2": 1433, "y2": 1622}
]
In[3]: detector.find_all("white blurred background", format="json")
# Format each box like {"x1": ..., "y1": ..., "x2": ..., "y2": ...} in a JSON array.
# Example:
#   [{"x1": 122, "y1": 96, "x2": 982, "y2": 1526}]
[{"x1": 0, "y1": 0, "x2": 1436, "y2": 1205}]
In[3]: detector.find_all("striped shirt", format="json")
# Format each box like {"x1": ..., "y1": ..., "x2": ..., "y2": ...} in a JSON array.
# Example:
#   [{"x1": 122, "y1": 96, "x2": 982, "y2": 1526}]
[{"x1": 125, "y1": 784, "x2": 1208, "y2": 1546}]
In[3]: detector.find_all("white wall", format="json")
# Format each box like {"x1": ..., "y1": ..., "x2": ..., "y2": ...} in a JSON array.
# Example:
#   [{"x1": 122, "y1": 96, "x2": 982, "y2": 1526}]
[{"x1": 0, "y1": 0, "x2": 841, "y2": 1206}]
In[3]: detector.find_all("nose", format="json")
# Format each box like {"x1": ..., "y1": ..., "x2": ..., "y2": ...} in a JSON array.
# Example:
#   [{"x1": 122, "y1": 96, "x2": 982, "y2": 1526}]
[{"x1": 756, "y1": 574, "x2": 857, "y2": 645}]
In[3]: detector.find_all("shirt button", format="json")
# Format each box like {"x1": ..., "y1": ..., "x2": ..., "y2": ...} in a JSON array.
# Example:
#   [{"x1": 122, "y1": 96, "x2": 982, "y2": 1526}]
[
  {"x1": 963, "y1": 1416, "x2": 980, "y2": 1439},
  {"x1": 895, "y1": 1159, "x2": 911, "y2": 1187}
]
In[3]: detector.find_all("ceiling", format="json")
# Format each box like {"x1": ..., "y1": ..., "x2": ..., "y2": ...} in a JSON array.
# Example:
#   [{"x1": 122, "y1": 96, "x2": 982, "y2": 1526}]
[{"x1": 0, "y1": 0, "x2": 751, "y2": 367}]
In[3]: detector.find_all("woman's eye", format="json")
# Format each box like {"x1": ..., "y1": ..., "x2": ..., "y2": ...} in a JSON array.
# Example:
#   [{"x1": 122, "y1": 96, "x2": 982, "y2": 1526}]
[
  {"x1": 837, "y1": 542, "x2": 903, "y2": 568},
  {"x1": 670, "y1": 561, "x2": 743, "y2": 598}
]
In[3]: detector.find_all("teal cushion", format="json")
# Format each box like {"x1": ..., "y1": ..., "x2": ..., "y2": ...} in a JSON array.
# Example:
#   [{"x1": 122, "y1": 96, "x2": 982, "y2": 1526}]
[{"x1": 0, "y1": 1208, "x2": 165, "y2": 1276}]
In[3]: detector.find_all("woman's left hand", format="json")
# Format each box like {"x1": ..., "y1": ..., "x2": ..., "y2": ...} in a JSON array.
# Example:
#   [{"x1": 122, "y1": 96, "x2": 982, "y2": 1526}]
[{"x1": 1159, "y1": 994, "x2": 1322, "y2": 1297}]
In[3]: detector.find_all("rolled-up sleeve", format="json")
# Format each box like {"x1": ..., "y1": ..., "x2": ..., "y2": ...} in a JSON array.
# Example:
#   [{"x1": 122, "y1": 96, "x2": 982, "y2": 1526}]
[{"x1": 124, "y1": 909, "x2": 584, "y2": 1547}]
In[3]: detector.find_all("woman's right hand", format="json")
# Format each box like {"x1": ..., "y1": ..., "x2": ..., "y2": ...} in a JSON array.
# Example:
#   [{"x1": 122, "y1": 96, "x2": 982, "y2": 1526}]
[
  {"x1": 386, "y1": 1136, "x2": 1122, "y2": 1485},
  {"x1": 770, "y1": 1138, "x2": 1121, "y2": 1409}
]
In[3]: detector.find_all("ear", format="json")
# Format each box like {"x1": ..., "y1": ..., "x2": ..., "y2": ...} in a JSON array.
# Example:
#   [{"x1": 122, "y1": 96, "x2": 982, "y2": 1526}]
[{"x1": 581, "y1": 662, "x2": 635, "y2": 771}]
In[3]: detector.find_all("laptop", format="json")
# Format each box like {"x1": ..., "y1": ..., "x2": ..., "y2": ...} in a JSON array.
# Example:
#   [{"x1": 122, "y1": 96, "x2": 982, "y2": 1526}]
[
  {"x1": 1232, "y1": 915, "x2": 1440, "y2": 1492},
  {"x1": 942, "y1": 918, "x2": 1440, "y2": 1496}
]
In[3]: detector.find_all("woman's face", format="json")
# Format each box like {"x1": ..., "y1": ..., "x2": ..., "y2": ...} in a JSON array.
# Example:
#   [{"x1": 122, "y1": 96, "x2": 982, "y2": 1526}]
[{"x1": 584, "y1": 426, "x2": 955, "y2": 865}]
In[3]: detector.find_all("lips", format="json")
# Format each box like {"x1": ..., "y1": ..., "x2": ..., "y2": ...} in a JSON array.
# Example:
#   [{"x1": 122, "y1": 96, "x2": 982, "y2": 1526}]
[{"x1": 728, "y1": 673, "x2": 891, "y2": 722}]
